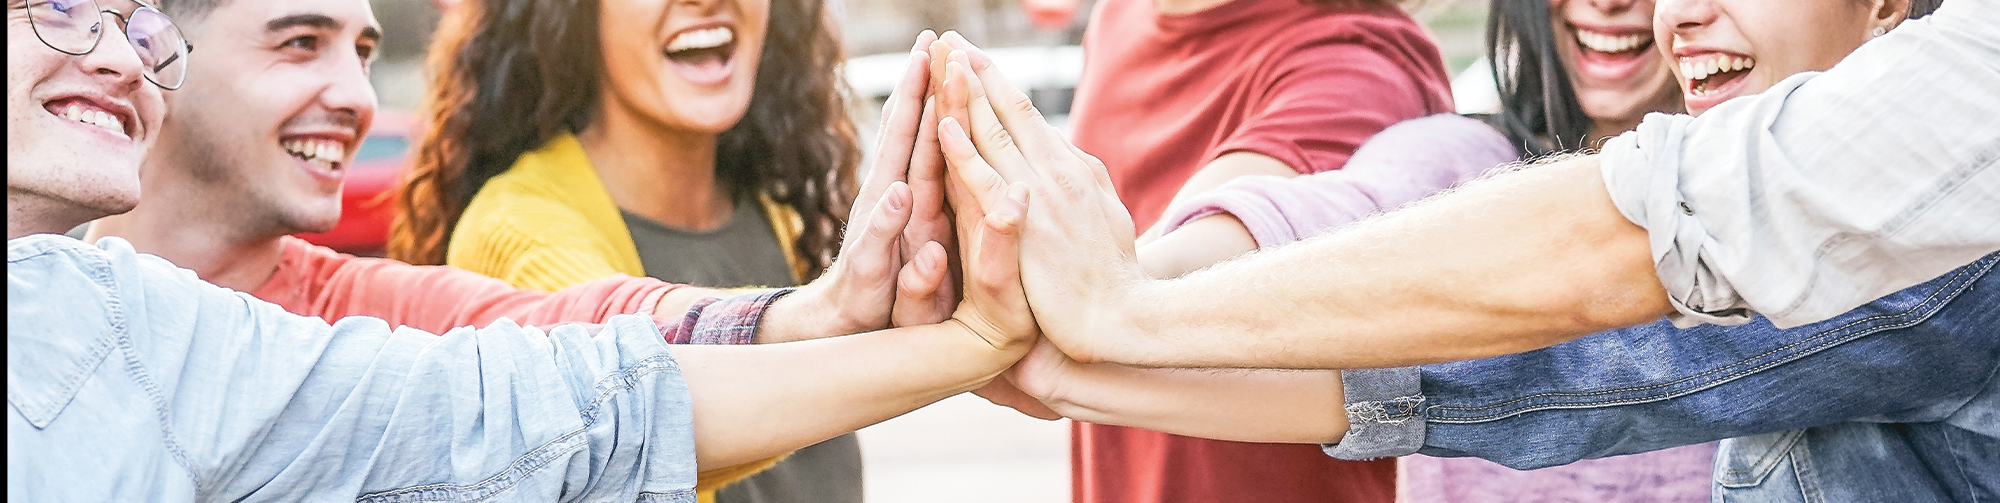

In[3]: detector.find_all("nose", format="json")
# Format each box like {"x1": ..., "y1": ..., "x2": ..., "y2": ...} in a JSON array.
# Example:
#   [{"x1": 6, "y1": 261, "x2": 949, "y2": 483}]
[
  {"x1": 318, "y1": 53, "x2": 379, "y2": 138},
  {"x1": 1656, "y1": 0, "x2": 1718, "y2": 32},
  {"x1": 77, "y1": 17, "x2": 149, "y2": 95}
]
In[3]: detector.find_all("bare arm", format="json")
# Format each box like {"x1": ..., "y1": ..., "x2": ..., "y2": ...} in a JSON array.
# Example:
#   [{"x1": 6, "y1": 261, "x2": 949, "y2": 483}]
[
  {"x1": 1099, "y1": 157, "x2": 1670, "y2": 369},
  {"x1": 929, "y1": 33, "x2": 1669, "y2": 370},
  {"x1": 999, "y1": 340, "x2": 1348, "y2": 443}
]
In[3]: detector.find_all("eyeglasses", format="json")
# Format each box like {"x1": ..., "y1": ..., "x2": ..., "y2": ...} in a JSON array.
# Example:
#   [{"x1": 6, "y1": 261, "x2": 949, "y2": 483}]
[{"x1": 19, "y1": 0, "x2": 193, "y2": 90}]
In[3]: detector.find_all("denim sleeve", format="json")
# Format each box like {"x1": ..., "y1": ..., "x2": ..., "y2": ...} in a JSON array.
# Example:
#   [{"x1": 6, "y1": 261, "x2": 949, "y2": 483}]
[
  {"x1": 1324, "y1": 253, "x2": 2000, "y2": 467},
  {"x1": 6, "y1": 236, "x2": 698, "y2": 501},
  {"x1": 1596, "y1": 0, "x2": 2000, "y2": 329}
]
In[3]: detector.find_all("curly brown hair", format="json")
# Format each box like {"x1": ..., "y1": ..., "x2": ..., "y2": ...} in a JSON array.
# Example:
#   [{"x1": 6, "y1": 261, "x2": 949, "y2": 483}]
[{"x1": 389, "y1": 0, "x2": 859, "y2": 280}]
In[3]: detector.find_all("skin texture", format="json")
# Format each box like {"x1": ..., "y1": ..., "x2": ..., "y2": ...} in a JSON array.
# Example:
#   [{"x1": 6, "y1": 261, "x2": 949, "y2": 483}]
[{"x1": 6, "y1": 0, "x2": 165, "y2": 238}]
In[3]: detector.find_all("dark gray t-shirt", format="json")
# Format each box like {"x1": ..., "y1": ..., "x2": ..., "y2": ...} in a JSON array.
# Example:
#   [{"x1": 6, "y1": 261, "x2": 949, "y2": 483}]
[{"x1": 620, "y1": 199, "x2": 864, "y2": 503}]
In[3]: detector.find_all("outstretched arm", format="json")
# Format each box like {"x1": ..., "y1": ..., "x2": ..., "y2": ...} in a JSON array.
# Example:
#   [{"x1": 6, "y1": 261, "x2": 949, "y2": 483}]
[{"x1": 929, "y1": 33, "x2": 1669, "y2": 370}]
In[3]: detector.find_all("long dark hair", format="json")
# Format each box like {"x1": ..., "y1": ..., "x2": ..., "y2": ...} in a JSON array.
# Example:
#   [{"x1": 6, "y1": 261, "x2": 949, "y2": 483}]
[
  {"x1": 390, "y1": 0, "x2": 859, "y2": 280},
  {"x1": 1483, "y1": 0, "x2": 1591, "y2": 157}
]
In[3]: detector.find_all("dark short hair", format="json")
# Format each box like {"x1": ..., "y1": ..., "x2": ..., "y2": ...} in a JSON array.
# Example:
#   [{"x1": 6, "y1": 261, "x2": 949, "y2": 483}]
[{"x1": 158, "y1": 0, "x2": 227, "y2": 23}]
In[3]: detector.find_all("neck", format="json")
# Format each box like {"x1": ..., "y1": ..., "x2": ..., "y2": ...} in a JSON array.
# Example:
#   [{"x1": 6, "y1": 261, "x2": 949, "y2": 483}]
[
  {"x1": 86, "y1": 176, "x2": 285, "y2": 292},
  {"x1": 576, "y1": 104, "x2": 733, "y2": 230},
  {"x1": 1155, "y1": 0, "x2": 1236, "y2": 14}
]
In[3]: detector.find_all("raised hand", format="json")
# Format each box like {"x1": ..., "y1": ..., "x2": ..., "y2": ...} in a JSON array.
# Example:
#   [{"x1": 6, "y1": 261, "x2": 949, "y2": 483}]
[
  {"x1": 762, "y1": 31, "x2": 956, "y2": 342},
  {"x1": 928, "y1": 33, "x2": 1150, "y2": 364}
]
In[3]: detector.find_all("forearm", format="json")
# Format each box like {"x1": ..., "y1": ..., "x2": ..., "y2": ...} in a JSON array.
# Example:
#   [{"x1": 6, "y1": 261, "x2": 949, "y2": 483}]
[
  {"x1": 1043, "y1": 363, "x2": 1347, "y2": 444},
  {"x1": 674, "y1": 321, "x2": 1022, "y2": 470},
  {"x1": 1100, "y1": 156, "x2": 1672, "y2": 369},
  {"x1": 1137, "y1": 214, "x2": 1257, "y2": 278}
]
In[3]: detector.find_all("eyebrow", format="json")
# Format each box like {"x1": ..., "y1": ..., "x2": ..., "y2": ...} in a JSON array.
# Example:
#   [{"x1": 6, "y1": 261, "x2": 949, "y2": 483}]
[
  {"x1": 266, "y1": 13, "x2": 341, "y2": 33},
  {"x1": 264, "y1": 13, "x2": 383, "y2": 44}
]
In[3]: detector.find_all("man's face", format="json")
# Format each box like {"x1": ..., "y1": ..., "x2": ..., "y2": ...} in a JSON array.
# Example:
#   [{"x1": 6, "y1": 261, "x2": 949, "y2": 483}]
[
  {"x1": 151, "y1": 0, "x2": 378, "y2": 234},
  {"x1": 7, "y1": 0, "x2": 167, "y2": 226}
]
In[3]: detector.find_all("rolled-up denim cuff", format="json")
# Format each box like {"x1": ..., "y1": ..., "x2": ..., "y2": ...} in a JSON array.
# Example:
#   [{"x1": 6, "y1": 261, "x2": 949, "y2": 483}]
[{"x1": 1322, "y1": 366, "x2": 1425, "y2": 460}]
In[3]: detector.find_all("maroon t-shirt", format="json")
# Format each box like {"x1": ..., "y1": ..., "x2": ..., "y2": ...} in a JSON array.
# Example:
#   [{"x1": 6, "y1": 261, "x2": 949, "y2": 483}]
[{"x1": 1067, "y1": 0, "x2": 1454, "y2": 502}]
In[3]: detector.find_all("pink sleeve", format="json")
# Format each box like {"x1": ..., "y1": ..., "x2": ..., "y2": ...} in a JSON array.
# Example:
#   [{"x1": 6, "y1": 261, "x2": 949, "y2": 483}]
[
  {"x1": 257, "y1": 237, "x2": 680, "y2": 334},
  {"x1": 1158, "y1": 114, "x2": 1519, "y2": 247}
]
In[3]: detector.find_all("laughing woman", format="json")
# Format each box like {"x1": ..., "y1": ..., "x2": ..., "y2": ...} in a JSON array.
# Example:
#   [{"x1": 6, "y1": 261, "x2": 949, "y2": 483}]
[{"x1": 387, "y1": 0, "x2": 862, "y2": 502}]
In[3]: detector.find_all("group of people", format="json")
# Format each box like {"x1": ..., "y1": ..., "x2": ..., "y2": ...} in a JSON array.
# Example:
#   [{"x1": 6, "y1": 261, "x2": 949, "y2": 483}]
[{"x1": 7, "y1": 0, "x2": 1996, "y2": 500}]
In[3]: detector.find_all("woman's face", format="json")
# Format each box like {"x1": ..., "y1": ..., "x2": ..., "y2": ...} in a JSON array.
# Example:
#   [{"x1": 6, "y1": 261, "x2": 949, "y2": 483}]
[
  {"x1": 598, "y1": 0, "x2": 771, "y2": 134},
  {"x1": 1655, "y1": 0, "x2": 1893, "y2": 115},
  {"x1": 1549, "y1": 0, "x2": 1682, "y2": 128}
]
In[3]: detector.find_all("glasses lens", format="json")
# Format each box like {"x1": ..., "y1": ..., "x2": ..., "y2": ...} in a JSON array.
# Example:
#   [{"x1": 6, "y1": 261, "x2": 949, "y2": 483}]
[
  {"x1": 26, "y1": 0, "x2": 103, "y2": 55},
  {"x1": 124, "y1": 8, "x2": 188, "y2": 89}
]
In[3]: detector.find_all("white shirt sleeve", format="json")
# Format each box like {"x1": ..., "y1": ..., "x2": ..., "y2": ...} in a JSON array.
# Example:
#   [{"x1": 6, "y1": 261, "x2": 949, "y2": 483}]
[{"x1": 1597, "y1": 0, "x2": 2000, "y2": 329}]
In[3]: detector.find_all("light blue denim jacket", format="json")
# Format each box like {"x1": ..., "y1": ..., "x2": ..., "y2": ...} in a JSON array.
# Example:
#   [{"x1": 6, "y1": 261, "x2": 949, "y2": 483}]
[
  {"x1": 1330, "y1": 253, "x2": 2000, "y2": 502},
  {"x1": 7, "y1": 235, "x2": 699, "y2": 501}
]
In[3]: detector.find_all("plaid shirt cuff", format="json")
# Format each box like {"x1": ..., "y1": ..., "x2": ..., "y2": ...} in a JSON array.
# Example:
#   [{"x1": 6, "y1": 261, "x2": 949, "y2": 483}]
[{"x1": 660, "y1": 288, "x2": 795, "y2": 345}]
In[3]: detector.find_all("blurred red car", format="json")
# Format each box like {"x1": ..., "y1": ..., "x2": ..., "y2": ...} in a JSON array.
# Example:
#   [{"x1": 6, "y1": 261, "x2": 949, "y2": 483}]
[{"x1": 294, "y1": 110, "x2": 416, "y2": 256}]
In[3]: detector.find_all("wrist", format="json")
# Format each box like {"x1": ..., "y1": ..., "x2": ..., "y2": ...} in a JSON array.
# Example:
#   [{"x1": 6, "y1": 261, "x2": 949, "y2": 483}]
[{"x1": 752, "y1": 287, "x2": 823, "y2": 343}]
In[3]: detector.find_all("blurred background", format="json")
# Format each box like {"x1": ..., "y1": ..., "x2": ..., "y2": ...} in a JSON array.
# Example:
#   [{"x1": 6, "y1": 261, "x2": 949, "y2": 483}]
[{"x1": 347, "y1": 1, "x2": 1493, "y2": 501}]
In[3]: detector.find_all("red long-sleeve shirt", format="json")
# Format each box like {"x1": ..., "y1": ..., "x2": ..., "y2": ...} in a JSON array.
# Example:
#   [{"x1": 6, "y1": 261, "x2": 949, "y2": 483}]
[{"x1": 253, "y1": 236, "x2": 683, "y2": 336}]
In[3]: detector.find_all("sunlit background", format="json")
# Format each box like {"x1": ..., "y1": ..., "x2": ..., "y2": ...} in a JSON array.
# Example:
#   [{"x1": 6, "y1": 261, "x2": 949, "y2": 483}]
[{"x1": 360, "y1": 1, "x2": 1492, "y2": 501}]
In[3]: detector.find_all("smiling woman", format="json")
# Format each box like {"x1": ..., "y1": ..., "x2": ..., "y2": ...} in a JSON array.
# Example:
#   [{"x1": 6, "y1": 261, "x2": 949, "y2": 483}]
[{"x1": 387, "y1": 0, "x2": 862, "y2": 502}]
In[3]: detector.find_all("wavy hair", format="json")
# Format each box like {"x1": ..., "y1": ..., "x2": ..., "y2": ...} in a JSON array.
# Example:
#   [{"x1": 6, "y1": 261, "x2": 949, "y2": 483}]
[{"x1": 389, "y1": 0, "x2": 859, "y2": 280}]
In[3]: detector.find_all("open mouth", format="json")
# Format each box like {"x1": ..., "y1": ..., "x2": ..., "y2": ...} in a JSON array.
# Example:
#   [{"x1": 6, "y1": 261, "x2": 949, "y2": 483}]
[
  {"x1": 664, "y1": 26, "x2": 736, "y2": 86},
  {"x1": 1577, "y1": 28, "x2": 1652, "y2": 55},
  {"x1": 1680, "y1": 53, "x2": 1757, "y2": 99},
  {"x1": 1571, "y1": 27, "x2": 1656, "y2": 80},
  {"x1": 282, "y1": 136, "x2": 348, "y2": 171},
  {"x1": 44, "y1": 97, "x2": 133, "y2": 140}
]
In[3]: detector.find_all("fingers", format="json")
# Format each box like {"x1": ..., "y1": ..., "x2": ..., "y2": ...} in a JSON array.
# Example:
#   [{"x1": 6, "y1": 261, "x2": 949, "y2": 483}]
[
  {"x1": 891, "y1": 240, "x2": 951, "y2": 327},
  {"x1": 937, "y1": 32, "x2": 1078, "y2": 174},
  {"x1": 970, "y1": 183, "x2": 1028, "y2": 319},
  {"x1": 848, "y1": 181, "x2": 913, "y2": 279},
  {"x1": 902, "y1": 98, "x2": 953, "y2": 256},
  {"x1": 939, "y1": 116, "x2": 1013, "y2": 218},
  {"x1": 940, "y1": 54, "x2": 1038, "y2": 185},
  {"x1": 853, "y1": 49, "x2": 934, "y2": 223}
]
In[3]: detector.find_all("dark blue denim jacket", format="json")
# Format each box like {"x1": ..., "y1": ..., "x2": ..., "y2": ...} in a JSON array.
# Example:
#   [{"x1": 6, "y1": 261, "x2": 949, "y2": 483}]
[
  {"x1": 1329, "y1": 253, "x2": 2000, "y2": 502},
  {"x1": 7, "y1": 235, "x2": 700, "y2": 501}
]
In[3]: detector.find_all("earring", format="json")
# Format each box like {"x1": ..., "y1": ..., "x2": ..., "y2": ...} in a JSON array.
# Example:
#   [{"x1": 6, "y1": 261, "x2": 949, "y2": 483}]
[{"x1": 1872, "y1": 26, "x2": 1888, "y2": 38}]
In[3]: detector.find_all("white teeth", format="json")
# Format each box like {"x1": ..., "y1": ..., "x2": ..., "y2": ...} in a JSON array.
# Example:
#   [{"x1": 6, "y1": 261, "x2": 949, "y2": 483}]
[
  {"x1": 1679, "y1": 54, "x2": 1756, "y2": 82},
  {"x1": 1576, "y1": 29, "x2": 1649, "y2": 53},
  {"x1": 58, "y1": 104, "x2": 125, "y2": 137},
  {"x1": 666, "y1": 27, "x2": 734, "y2": 53},
  {"x1": 283, "y1": 139, "x2": 348, "y2": 165}
]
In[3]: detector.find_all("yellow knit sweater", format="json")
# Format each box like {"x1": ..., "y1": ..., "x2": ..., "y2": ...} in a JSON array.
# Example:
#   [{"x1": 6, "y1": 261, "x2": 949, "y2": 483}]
[{"x1": 445, "y1": 133, "x2": 801, "y2": 497}]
